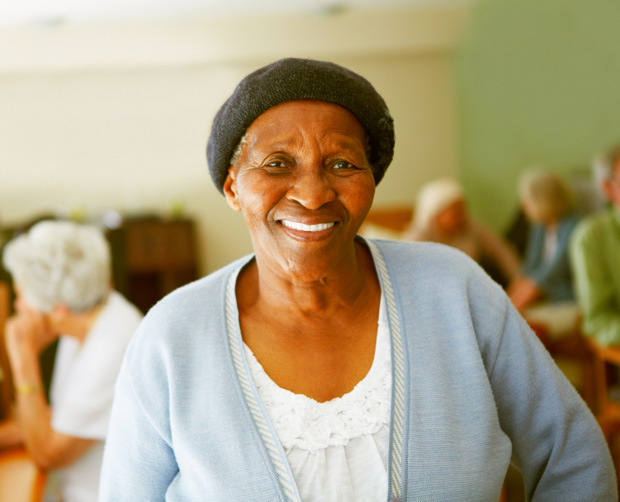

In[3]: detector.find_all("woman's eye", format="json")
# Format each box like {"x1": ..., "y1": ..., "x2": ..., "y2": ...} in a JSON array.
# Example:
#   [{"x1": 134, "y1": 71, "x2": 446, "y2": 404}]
[
  {"x1": 266, "y1": 160, "x2": 287, "y2": 168},
  {"x1": 334, "y1": 160, "x2": 355, "y2": 170}
]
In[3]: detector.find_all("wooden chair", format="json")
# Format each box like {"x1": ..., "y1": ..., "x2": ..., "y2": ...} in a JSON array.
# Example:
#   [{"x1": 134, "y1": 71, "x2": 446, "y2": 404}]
[
  {"x1": 586, "y1": 339, "x2": 620, "y2": 438},
  {"x1": 0, "y1": 282, "x2": 13, "y2": 420},
  {"x1": 0, "y1": 447, "x2": 46, "y2": 502},
  {"x1": 586, "y1": 338, "x2": 620, "y2": 494},
  {"x1": 362, "y1": 204, "x2": 414, "y2": 233}
]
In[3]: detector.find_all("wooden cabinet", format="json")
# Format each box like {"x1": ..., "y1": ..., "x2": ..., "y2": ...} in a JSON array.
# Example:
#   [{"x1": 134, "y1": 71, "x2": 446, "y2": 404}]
[{"x1": 107, "y1": 217, "x2": 198, "y2": 314}]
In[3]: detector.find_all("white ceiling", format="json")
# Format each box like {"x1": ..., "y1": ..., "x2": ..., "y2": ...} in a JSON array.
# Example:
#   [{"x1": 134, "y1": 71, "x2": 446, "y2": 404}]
[{"x1": 0, "y1": 0, "x2": 462, "y2": 27}]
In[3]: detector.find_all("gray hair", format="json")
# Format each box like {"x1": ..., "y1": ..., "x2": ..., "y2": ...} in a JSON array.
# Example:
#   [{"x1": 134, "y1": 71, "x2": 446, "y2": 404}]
[
  {"x1": 230, "y1": 132, "x2": 249, "y2": 167},
  {"x1": 518, "y1": 169, "x2": 575, "y2": 222},
  {"x1": 3, "y1": 220, "x2": 111, "y2": 313}
]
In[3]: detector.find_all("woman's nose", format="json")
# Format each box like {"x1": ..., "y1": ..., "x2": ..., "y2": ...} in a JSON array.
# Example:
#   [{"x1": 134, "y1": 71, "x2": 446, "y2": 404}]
[{"x1": 286, "y1": 167, "x2": 336, "y2": 209}]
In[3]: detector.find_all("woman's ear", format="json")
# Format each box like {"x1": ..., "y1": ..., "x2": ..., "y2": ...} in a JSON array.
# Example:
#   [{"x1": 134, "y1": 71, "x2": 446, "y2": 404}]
[{"x1": 223, "y1": 166, "x2": 241, "y2": 211}]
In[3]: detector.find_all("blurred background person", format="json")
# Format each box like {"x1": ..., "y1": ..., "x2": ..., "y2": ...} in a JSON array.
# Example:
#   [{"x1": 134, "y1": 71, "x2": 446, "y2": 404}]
[
  {"x1": 0, "y1": 220, "x2": 143, "y2": 502},
  {"x1": 571, "y1": 144, "x2": 620, "y2": 346},
  {"x1": 401, "y1": 176, "x2": 521, "y2": 287},
  {"x1": 508, "y1": 169, "x2": 581, "y2": 339}
]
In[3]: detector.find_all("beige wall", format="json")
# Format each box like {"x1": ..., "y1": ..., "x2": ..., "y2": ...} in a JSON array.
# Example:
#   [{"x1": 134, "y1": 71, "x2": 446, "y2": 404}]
[{"x1": 0, "y1": 5, "x2": 469, "y2": 274}]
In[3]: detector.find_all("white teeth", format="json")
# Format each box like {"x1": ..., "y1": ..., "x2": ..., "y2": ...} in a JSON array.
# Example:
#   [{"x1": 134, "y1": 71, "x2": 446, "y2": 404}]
[{"x1": 281, "y1": 220, "x2": 335, "y2": 232}]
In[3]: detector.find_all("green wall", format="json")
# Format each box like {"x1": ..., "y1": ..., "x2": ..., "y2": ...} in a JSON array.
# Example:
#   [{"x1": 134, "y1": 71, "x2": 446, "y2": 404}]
[{"x1": 455, "y1": 0, "x2": 620, "y2": 231}]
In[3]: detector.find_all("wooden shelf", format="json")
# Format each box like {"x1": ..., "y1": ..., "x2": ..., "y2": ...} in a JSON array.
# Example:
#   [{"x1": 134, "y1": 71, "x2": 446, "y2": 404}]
[{"x1": 107, "y1": 217, "x2": 198, "y2": 314}]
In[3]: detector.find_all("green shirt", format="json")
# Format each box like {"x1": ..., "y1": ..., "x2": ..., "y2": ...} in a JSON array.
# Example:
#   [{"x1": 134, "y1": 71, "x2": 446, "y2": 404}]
[{"x1": 570, "y1": 207, "x2": 620, "y2": 345}]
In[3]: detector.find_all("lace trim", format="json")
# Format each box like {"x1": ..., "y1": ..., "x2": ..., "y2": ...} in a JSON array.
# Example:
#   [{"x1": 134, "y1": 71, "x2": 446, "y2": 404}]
[{"x1": 244, "y1": 299, "x2": 391, "y2": 453}]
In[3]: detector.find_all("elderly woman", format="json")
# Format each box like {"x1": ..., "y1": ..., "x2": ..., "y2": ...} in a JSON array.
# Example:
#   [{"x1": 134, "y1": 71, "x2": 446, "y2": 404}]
[
  {"x1": 1, "y1": 220, "x2": 143, "y2": 502},
  {"x1": 508, "y1": 169, "x2": 582, "y2": 338},
  {"x1": 402, "y1": 176, "x2": 521, "y2": 287},
  {"x1": 100, "y1": 58, "x2": 615, "y2": 501}
]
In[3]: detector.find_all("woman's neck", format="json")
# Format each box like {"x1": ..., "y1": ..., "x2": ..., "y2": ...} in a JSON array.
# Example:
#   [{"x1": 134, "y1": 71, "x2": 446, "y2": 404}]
[
  {"x1": 543, "y1": 217, "x2": 558, "y2": 231},
  {"x1": 239, "y1": 240, "x2": 378, "y2": 317}
]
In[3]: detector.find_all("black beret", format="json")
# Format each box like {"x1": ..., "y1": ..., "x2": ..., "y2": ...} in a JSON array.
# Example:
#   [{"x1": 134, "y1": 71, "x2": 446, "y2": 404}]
[{"x1": 206, "y1": 57, "x2": 395, "y2": 194}]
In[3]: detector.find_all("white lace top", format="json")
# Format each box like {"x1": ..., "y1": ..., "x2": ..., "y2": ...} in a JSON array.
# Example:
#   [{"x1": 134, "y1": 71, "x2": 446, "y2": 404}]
[{"x1": 243, "y1": 296, "x2": 392, "y2": 502}]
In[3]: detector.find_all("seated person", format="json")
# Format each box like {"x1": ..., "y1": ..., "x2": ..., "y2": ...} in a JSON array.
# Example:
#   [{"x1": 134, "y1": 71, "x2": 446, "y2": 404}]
[
  {"x1": 0, "y1": 220, "x2": 143, "y2": 502},
  {"x1": 571, "y1": 144, "x2": 620, "y2": 346},
  {"x1": 507, "y1": 169, "x2": 581, "y2": 338},
  {"x1": 401, "y1": 176, "x2": 521, "y2": 287}
]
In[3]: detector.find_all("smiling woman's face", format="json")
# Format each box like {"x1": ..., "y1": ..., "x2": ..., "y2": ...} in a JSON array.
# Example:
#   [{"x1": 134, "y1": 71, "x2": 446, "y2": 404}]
[{"x1": 223, "y1": 100, "x2": 376, "y2": 282}]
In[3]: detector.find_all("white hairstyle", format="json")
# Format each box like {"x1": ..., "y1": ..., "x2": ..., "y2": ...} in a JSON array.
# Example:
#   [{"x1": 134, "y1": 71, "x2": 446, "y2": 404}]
[
  {"x1": 2, "y1": 220, "x2": 111, "y2": 313},
  {"x1": 413, "y1": 177, "x2": 465, "y2": 230}
]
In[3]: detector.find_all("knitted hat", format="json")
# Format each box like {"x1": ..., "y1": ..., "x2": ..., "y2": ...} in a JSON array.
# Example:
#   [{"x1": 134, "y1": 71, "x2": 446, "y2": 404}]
[{"x1": 206, "y1": 57, "x2": 395, "y2": 194}]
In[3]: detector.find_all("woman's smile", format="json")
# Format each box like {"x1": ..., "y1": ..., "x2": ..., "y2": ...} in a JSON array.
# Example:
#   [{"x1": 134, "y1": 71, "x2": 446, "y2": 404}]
[
  {"x1": 277, "y1": 219, "x2": 339, "y2": 243},
  {"x1": 280, "y1": 220, "x2": 336, "y2": 233}
]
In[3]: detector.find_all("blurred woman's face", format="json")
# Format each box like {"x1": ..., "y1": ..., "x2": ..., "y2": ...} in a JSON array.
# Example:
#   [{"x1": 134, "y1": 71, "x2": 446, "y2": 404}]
[
  {"x1": 13, "y1": 284, "x2": 39, "y2": 316},
  {"x1": 520, "y1": 196, "x2": 543, "y2": 224},
  {"x1": 604, "y1": 160, "x2": 620, "y2": 209},
  {"x1": 223, "y1": 100, "x2": 375, "y2": 282},
  {"x1": 435, "y1": 199, "x2": 468, "y2": 234}
]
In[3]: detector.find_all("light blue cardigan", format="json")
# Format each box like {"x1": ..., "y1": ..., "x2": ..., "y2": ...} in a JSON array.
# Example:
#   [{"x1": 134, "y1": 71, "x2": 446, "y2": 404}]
[{"x1": 100, "y1": 239, "x2": 616, "y2": 501}]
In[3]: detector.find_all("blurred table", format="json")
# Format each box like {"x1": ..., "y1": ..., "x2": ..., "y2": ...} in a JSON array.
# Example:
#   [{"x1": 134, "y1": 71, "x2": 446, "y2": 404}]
[{"x1": 0, "y1": 447, "x2": 46, "y2": 502}]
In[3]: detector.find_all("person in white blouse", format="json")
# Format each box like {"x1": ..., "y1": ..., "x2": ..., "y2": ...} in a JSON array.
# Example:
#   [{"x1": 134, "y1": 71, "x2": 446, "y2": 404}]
[
  {"x1": 100, "y1": 58, "x2": 616, "y2": 501},
  {"x1": 1, "y1": 220, "x2": 143, "y2": 502}
]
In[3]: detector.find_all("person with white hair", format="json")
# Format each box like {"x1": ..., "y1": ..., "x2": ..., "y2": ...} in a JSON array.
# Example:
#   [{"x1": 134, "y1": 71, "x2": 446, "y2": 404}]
[
  {"x1": 571, "y1": 144, "x2": 620, "y2": 345},
  {"x1": 402, "y1": 176, "x2": 521, "y2": 287},
  {"x1": 0, "y1": 220, "x2": 143, "y2": 502}
]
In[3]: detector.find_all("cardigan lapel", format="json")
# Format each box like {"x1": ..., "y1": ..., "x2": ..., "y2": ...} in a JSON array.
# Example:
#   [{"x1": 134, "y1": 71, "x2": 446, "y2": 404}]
[
  {"x1": 225, "y1": 268, "x2": 302, "y2": 502},
  {"x1": 367, "y1": 240, "x2": 408, "y2": 502}
]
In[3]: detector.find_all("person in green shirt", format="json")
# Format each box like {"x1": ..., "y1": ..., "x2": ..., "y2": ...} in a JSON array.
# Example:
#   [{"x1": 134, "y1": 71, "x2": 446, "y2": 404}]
[{"x1": 570, "y1": 144, "x2": 620, "y2": 346}]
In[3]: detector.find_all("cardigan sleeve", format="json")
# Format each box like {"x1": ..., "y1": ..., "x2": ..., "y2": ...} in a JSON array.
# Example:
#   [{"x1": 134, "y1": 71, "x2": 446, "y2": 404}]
[
  {"x1": 481, "y1": 287, "x2": 616, "y2": 500},
  {"x1": 99, "y1": 326, "x2": 178, "y2": 501},
  {"x1": 377, "y1": 240, "x2": 615, "y2": 500}
]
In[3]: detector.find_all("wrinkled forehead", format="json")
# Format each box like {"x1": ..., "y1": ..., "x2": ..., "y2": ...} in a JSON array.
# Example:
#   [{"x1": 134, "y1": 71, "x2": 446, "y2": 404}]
[{"x1": 231, "y1": 100, "x2": 370, "y2": 166}]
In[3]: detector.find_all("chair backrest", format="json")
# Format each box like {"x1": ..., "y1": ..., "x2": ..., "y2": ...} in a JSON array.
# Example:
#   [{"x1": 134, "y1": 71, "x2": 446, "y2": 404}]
[
  {"x1": 0, "y1": 282, "x2": 13, "y2": 420},
  {"x1": 362, "y1": 205, "x2": 414, "y2": 233},
  {"x1": 586, "y1": 338, "x2": 620, "y2": 417},
  {"x1": 0, "y1": 447, "x2": 46, "y2": 502}
]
